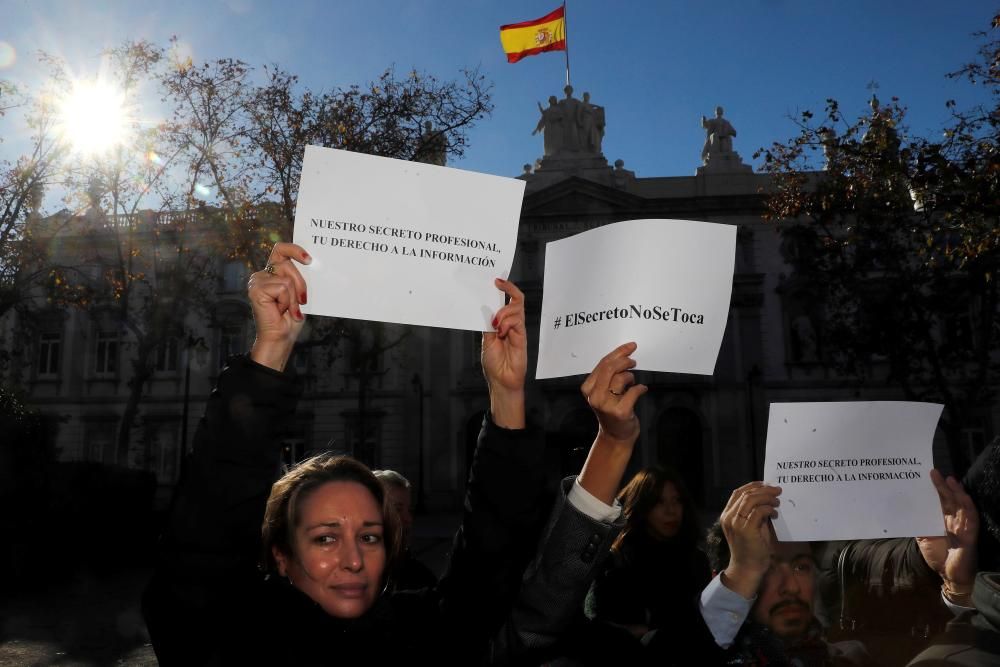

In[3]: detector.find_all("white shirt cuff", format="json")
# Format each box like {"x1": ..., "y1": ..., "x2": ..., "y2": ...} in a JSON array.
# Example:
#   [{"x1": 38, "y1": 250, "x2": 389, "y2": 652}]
[
  {"x1": 699, "y1": 574, "x2": 755, "y2": 648},
  {"x1": 568, "y1": 477, "x2": 622, "y2": 523}
]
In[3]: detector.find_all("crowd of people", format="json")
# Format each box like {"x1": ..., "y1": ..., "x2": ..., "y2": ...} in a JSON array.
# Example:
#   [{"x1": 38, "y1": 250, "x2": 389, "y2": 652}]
[{"x1": 142, "y1": 243, "x2": 1000, "y2": 666}]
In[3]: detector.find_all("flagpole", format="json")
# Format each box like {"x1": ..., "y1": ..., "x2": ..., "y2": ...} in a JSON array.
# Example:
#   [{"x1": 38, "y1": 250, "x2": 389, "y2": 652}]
[{"x1": 563, "y1": 1, "x2": 571, "y2": 88}]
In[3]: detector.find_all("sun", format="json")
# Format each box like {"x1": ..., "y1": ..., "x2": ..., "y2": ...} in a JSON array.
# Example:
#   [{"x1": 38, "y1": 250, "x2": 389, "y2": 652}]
[{"x1": 56, "y1": 79, "x2": 129, "y2": 155}]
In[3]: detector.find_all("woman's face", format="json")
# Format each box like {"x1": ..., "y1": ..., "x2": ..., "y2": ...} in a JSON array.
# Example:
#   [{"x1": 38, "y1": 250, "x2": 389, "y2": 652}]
[
  {"x1": 273, "y1": 480, "x2": 387, "y2": 618},
  {"x1": 645, "y1": 481, "x2": 684, "y2": 541}
]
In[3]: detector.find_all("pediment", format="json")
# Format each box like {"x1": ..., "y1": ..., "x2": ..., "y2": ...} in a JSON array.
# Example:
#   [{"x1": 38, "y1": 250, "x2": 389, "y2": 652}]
[{"x1": 520, "y1": 177, "x2": 644, "y2": 219}]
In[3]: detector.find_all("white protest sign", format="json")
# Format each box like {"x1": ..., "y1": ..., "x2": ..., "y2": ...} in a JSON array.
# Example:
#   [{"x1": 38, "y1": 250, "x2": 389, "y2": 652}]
[
  {"x1": 293, "y1": 146, "x2": 525, "y2": 331},
  {"x1": 535, "y1": 219, "x2": 736, "y2": 378},
  {"x1": 763, "y1": 402, "x2": 945, "y2": 542}
]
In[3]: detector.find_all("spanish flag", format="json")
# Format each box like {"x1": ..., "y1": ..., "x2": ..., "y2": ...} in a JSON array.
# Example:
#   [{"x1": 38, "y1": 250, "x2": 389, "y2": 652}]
[{"x1": 500, "y1": 6, "x2": 567, "y2": 63}]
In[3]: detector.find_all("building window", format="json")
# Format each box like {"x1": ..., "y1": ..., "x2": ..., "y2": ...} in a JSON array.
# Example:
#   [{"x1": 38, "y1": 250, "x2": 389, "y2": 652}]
[
  {"x1": 222, "y1": 261, "x2": 246, "y2": 293},
  {"x1": 962, "y1": 417, "x2": 988, "y2": 464},
  {"x1": 84, "y1": 419, "x2": 117, "y2": 464},
  {"x1": 344, "y1": 413, "x2": 381, "y2": 467},
  {"x1": 37, "y1": 332, "x2": 62, "y2": 377},
  {"x1": 94, "y1": 330, "x2": 119, "y2": 376},
  {"x1": 281, "y1": 438, "x2": 307, "y2": 468},
  {"x1": 156, "y1": 337, "x2": 179, "y2": 373},
  {"x1": 218, "y1": 321, "x2": 246, "y2": 368},
  {"x1": 342, "y1": 333, "x2": 386, "y2": 390},
  {"x1": 146, "y1": 419, "x2": 181, "y2": 483},
  {"x1": 944, "y1": 310, "x2": 973, "y2": 350}
]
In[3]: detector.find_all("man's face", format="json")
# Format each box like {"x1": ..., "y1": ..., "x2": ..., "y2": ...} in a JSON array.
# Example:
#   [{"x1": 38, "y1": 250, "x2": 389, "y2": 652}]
[
  {"x1": 750, "y1": 541, "x2": 816, "y2": 641},
  {"x1": 385, "y1": 484, "x2": 413, "y2": 546}
]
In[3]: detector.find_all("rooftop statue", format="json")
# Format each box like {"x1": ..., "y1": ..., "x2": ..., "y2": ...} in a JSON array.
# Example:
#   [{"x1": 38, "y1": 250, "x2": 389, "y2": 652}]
[
  {"x1": 701, "y1": 106, "x2": 736, "y2": 160},
  {"x1": 697, "y1": 105, "x2": 751, "y2": 174},
  {"x1": 533, "y1": 95, "x2": 564, "y2": 156},
  {"x1": 532, "y1": 87, "x2": 604, "y2": 157},
  {"x1": 580, "y1": 91, "x2": 605, "y2": 155}
]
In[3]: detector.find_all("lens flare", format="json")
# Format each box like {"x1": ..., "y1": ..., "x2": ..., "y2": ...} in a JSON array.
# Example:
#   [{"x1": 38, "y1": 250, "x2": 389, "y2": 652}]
[
  {"x1": 56, "y1": 79, "x2": 128, "y2": 155},
  {"x1": 0, "y1": 42, "x2": 16, "y2": 69}
]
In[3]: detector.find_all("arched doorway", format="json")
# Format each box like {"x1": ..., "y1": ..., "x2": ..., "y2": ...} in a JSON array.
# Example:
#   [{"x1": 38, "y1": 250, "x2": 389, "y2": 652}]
[{"x1": 656, "y1": 408, "x2": 705, "y2": 505}]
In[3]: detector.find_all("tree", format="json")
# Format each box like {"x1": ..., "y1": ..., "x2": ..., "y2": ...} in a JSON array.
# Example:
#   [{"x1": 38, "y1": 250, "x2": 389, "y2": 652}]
[
  {"x1": 233, "y1": 66, "x2": 490, "y2": 464},
  {"x1": 29, "y1": 42, "x2": 227, "y2": 466},
  {"x1": 756, "y1": 16, "x2": 1000, "y2": 473},
  {"x1": 160, "y1": 57, "x2": 490, "y2": 465},
  {"x1": 0, "y1": 83, "x2": 65, "y2": 322},
  {"x1": 158, "y1": 56, "x2": 492, "y2": 264},
  {"x1": 12, "y1": 39, "x2": 493, "y2": 468}
]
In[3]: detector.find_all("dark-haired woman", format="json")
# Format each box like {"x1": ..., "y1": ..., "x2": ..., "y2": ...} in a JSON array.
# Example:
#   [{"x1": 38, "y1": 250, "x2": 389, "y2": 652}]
[
  {"x1": 585, "y1": 466, "x2": 711, "y2": 646},
  {"x1": 143, "y1": 242, "x2": 639, "y2": 665}
]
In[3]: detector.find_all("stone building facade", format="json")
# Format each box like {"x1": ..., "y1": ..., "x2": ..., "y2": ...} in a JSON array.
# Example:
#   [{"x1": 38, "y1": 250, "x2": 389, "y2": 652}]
[{"x1": 4, "y1": 92, "x2": 995, "y2": 511}]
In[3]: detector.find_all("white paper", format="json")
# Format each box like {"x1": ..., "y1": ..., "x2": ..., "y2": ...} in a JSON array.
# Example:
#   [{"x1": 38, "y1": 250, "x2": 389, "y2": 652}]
[
  {"x1": 763, "y1": 402, "x2": 945, "y2": 541},
  {"x1": 293, "y1": 146, "x2": 525, "y2": 331},
  {"x1": 535, "y1": 219, "x2": 736, "y2": 378}
]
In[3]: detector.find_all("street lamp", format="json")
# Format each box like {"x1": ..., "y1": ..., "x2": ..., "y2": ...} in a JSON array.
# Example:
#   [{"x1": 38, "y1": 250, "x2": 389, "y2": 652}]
[
  {"x1": 181, "y1": 335, "x2": 208, "y2": 454},
  {"x1": 745, "y1": 364, "x2": 762, "y2": 478},
  {"x1": 411, "y1": 373, "x2": 425, "y2": 511}
]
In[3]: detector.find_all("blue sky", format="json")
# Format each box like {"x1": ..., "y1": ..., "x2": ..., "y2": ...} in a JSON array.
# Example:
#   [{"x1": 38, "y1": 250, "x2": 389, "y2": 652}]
[{"x1": 1, "y1": 0, "x2": 995, "y2": 193}]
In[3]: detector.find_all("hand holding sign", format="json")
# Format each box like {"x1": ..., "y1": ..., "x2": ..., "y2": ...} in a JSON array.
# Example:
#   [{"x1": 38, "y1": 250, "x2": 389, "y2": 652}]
[
  {"x1": 576, "y1": 343, "x2": 648, "y2": 506},
  {"x1": 917, "y1": 470, "x2": 980, "y2": 604},
  {"x1": 720, "y1": 481, "x2": 782, "y2": 599},
  {"x1": 482, "y1": 278, "x2": 528, "y2": 429},
  {"x1": 248, "y1": 242, "x2": 312, "y2": 372},
  {"x1": 580, "y1": 342, "x2": 648, "y2": 447}
]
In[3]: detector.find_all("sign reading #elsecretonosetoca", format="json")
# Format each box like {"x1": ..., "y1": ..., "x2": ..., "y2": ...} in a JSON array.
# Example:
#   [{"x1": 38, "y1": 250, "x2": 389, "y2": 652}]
[
  {"x1": 536, "y1": 219, "x2": 737, "y2": 378},
  {"x1": 293, "y1": 146, "x2": 525, "y2": 331}
]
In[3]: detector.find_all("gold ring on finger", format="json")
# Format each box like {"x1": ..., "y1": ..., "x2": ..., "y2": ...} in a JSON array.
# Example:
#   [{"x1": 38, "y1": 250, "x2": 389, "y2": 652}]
[
  {"x1": 264, "y1": 263, "x2": 277, "y2": 275},
  {"x1": 609, "y1": 388, "x2": 624, "y2": 396}
]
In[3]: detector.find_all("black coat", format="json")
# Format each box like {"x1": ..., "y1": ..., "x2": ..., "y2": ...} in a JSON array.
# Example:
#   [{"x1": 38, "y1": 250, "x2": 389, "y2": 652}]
[
  {"x1": 818, "y1": 538, "x2": 952, "y2": 666},
  {"x1": 142, "y1": 355, "x2": 549, "y2": 666},
  {"x1": 392, "y1": 549, "x2": 439, "y2": 592},
  {"x1": 908, "y1": 572, "x2": 1000, "y2": 666},
  {"x1": 585, "y1": 528, "x2": 711, "y2": 630}
]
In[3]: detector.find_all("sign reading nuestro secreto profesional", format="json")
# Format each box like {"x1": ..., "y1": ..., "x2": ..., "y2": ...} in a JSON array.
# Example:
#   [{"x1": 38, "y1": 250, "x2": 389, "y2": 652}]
[
  {"x1": 293, "y1": 146, "x2": 525, "y2": 331},
  {"x1": 763, "y1": 402, "x2": 946, "y2": 542},
  {"x1": 535, "y1": 219, "x2": 737, "y2": 378}
]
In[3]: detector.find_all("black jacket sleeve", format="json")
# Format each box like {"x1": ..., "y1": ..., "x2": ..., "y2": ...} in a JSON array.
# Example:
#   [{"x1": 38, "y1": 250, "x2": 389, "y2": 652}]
[
  {"x1": 490, "y1": 476, "x2": 625, "y2": 664},
  {"x1": 434, "y1": 411, "x2": 549, "y2": 658},
  {"x1": 142, "y1": 356, "x2": 302, "y2": 666}
]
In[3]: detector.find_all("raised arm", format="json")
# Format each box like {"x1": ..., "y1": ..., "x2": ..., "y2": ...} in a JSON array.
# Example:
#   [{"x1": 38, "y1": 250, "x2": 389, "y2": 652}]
[
  {"x1": 481, "y1": 277, "x2": 527, "y2": 428},
  {"x1": 490, "y1": 344, "x2": 648, "y2": 663},
  {"x1": 143, "y1": 243, "x2": 311, "y2": 665},
  {"x1": 249, "y1": 242, "x2": 311, "y2": 371},
  {"x1": 917, "y1": 469, "x2": 979, "y2": 607},
  {"x1": 435, "y1": 278, "x2": 549, "y2": 657},
  {"x1": 576, "y1": 342, "x2": 647, "y2": 504},
  {"x1": 717, "y1": 481, "x2": 781, "y2": 600},
  {"x1": 691, "y1": 481, "x2": 781, "y2": 653}
]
